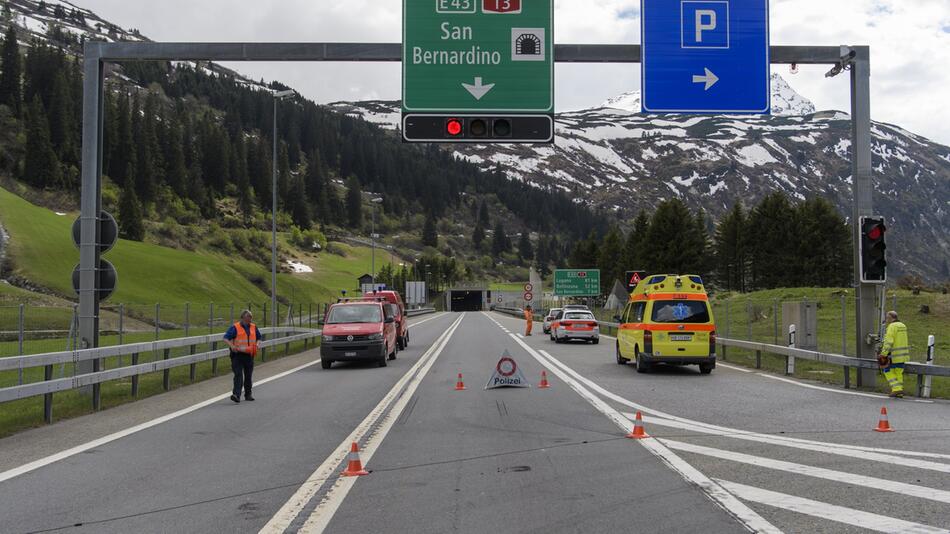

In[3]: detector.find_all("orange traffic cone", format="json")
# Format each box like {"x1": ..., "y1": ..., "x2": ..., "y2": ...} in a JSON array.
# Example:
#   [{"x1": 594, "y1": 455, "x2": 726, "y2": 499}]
[
  {"x1": 626, "y1": 411, "x2": 649, "y2": 439},
  {"x1": 341, "y1": 442, "x2": 369, "y2": 476},
  {"x1": 874, "y1": 406, "x2": 895, "y2": 433},
  {"x1": 454, "y1": 373, "x2": 466, "y2": 391},
  {"x1": 538, "y1": 371, "x2": 551, "y2": 389}
]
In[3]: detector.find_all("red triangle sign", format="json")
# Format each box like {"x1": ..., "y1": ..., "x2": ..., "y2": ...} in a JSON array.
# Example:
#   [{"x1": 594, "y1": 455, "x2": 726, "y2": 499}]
[{"x1": 630, "y1": 272, "x2": 641, "y2": 285}]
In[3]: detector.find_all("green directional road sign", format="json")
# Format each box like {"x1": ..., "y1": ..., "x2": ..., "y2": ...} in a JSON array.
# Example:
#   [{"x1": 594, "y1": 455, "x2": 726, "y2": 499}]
[
  {"x1": 402, "y1": 0, "x2": 553, "y2": 113},
  {"x1": 554, "y1": 269, "x2": 601, "y2": 297}
]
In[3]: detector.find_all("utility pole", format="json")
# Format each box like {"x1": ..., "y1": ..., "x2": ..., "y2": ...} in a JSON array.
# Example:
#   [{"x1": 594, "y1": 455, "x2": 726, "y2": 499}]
[{"x1": 271, "y1": 89, "x2": 295, "y2": 329}]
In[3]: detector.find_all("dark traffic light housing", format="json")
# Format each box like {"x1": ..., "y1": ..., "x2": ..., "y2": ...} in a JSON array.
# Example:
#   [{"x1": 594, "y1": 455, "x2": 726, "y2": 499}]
[
  {"x1": 403, "y1": 114, "x2": 553, "y2": 143},
  {"x1": 860, "y1": 216, "x2": 887, "y2": 283}
]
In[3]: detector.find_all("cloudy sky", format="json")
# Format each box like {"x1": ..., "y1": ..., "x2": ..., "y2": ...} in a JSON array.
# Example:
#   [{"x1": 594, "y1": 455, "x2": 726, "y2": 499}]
[{"x1": 80, "y1": 0, "x2": 950, "y2": 145}]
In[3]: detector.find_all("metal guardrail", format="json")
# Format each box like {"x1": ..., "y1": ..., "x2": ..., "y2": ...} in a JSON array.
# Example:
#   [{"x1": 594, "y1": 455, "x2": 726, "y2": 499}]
[
  {"x1": 492, "y1": 308, "x2": 947, "y2": 397},
  {"x1": 0, "y1": 327, "x2": 321, "y2": 422},
  {"x1": 406, "y1": 308, "x2": 437, "y2": 317}
]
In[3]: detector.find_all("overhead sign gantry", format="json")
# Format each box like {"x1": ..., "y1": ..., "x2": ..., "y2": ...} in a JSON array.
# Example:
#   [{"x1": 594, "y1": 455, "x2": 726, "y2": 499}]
[{"x1": 401, "y1": 0, "x2": 554, "y2": 142}]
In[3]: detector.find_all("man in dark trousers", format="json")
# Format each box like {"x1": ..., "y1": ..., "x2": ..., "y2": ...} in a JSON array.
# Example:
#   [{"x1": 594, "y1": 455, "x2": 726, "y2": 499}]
[{"x1": 224, "y1": 310, "x2": 262, "y2": 403}]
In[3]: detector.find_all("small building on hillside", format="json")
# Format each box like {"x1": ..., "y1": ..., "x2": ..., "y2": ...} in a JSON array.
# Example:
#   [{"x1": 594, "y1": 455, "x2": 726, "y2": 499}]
[{"x1": 604, "y1": 280, "x2": 630, "y2": 311}]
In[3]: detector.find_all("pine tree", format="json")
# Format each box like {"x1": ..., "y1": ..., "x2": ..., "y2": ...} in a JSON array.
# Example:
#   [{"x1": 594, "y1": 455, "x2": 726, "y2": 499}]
[
  {"x1": 598, "y1": 226, "x2": 624, "y2": 293},
  {"x1": 22, "y1": 95, "x2": 62, "y2": 188},
  {"x1": 794, "y1": 197, "x2": 852, "y2": 287},
  {"x1": 518, "y1": 232, "x2": 534, "y2": 262},
  {"x1": 118, "y1": 167, "x2": 145, "y2": 241},
  {"x1": 644, "y1": 199, "x2": 705, "y2": 274},
  {"x1": 288, "y1": 176, "x2": 311, "y2": 229},
  {"x1": 110, "y1": 94, "x2": 134, "y2": 186},
  {"x1": 0, "y1": 26, "x2": 22, "y2": 117},
  {"x1": 472, "y1": 220, "x2": 485, "y2": 251},
  {"x1": 478, "y1": 200, "x2": 490, "y2": 225},
  {"x1": 622, "y1": 211, "x2": 650, "y2": 272},
  {"x1": 345, "y1": 176, "x2": 362, "y2": 228},
  {"x1": 491, "y1": 221, "x2": 510, "y2": 256},
  {"x1": 748, "y1": 192, "x2": 797, "y2": 289},
  {"x1": 47, "y1": 69, "x2": 75, "y2": 162},
  {"x1": 165, "y1": 119, "x2": 188, "y2": 196},
  {"x1": 535, "y1": 235, "x2": 552, "y2": 277},
  {"x1": 714, "y1": 203, "x2": 750, "y2": 291},
  {"x1": 422, "y1": 213, "x2": 438, "y2": 248}
]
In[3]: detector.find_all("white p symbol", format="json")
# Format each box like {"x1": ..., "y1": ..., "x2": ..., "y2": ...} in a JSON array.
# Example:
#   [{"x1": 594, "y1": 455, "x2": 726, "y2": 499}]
[{"x1": 695, "y1": 10, "x2": 717, "y2": 43}]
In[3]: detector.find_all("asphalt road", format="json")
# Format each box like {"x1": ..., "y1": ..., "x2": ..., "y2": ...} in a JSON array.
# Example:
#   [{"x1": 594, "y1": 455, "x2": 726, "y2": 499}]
[{"x1": 0, "y1": 310, "x2": 948, "y2": 534}]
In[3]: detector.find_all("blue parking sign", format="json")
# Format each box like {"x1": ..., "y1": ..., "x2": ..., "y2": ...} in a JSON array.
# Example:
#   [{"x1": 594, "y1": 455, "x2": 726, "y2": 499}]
[{"x1": 641, "y1": 0, "x2": 770, "y2": 114}]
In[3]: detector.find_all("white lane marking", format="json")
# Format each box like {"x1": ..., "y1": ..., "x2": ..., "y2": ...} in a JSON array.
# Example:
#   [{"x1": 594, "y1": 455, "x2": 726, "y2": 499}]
[
  {"x1": 516, "y1": 333, "x2": 524, "y2": 338},
  {"x1": 718, "y1": 362, "x2": 753, "y2": 373},
  {"x1": 662, "y1": 439, "x2": 950, "y2": 505},
  {"x1": 259, "y1": 314, "x2": 464, "y2": 533},
  {"x1": 0, "y1": 312, "x2": 454, "y2": 485},
  {"x1": 632, "y1": 413, "x2": 950, "y2": 470},
  {"x1": 757, "y1": 373, "x2": 933, "y2": 403},
  {"x1": 716, "y1": 479, "x2": 950, "y2": 534},
  {"x1": 501, "y1": 334, "x2": 781, "y2": 533},
  {"x1": 297, "y1": 314, "x2": 465, "y2": 533},
  {"x1": 529, "y1": 338, "x2": 950, "y2": 466},
  {"x1": 0, "y1": 358, "x2": 322, "y2": 484}
]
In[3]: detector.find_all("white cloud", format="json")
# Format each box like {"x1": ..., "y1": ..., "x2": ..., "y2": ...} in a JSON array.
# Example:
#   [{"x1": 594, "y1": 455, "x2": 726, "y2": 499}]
[{"x1": 79, "y1": 0, "x2": 950, "y2": 145}]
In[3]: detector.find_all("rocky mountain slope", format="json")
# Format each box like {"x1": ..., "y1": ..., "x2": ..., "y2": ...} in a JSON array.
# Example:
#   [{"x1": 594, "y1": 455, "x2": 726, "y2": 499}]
[{"x1": 331, "y1": 75, "x2": 950, "y2": 282}]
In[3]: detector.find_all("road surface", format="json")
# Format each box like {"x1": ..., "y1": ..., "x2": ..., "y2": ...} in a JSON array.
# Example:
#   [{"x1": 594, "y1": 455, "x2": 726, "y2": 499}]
[{"x1": 0, "y1": 311, "x2": 948, "y2": 533}]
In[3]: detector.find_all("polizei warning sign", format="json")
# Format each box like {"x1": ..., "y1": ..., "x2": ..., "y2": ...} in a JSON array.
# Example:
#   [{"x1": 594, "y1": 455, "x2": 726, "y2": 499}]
[{"x1": 486, "y1": 351, "x2": 530, "y2": 389}]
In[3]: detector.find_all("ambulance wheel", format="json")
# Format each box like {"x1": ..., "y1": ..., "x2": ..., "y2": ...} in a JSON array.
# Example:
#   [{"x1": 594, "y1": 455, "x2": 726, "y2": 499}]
[
  {"x1": 321, "y1": 359, "x2": 332, "y2": 370},
  {"x1": 635, "y1": 349, "x2": 651, "y2": 374},
  {"x1": 616, "y1": 343, "x2": 627, "y2": 365},
  {"x1": 699, "y1": 363, "x2": 714, "y2": 374}
]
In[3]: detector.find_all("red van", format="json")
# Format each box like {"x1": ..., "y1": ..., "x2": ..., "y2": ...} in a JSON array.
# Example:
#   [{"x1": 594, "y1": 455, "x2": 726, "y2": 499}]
[
  {"x1": 361, "y1": 290, "x2": 409, "y2": 350},
  {"x1": 320, "y1": 301, "x2": 397, "y2": 369}
]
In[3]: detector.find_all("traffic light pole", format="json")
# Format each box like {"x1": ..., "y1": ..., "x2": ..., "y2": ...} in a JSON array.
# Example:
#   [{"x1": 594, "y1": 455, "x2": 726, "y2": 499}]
[{"x1": 849, "y1": 48, "x2": 880, "y2": 388}]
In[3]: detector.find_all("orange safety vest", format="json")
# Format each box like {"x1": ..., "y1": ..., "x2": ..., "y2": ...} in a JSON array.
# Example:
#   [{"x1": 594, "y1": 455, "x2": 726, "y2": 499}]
[
  {"x1": 524, "y1": 309, "x2": 533, "y2": 322},
  {"x1": 233, "y1": 322, "x2": 259, "y2": 357}
]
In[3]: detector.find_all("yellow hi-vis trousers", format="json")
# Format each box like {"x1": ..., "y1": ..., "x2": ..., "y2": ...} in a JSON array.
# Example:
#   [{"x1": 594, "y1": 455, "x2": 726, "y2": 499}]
[{"x1": 883, "y1": 363, "x2": 905, "y2": 393}]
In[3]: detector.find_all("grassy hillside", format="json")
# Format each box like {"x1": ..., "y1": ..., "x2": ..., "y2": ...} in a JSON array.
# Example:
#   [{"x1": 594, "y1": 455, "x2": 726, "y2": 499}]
[{"x1": 0, "y1": 186, "x2": 381, "y2": 308}]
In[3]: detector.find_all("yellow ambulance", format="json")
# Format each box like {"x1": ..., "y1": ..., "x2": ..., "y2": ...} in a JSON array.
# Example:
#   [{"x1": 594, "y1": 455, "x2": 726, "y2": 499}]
[{"x1": 614, "y1": 274, "x2": 717, "y2": 374}]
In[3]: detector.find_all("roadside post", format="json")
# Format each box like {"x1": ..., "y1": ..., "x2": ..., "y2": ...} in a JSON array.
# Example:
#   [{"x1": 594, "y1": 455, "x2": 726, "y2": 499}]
[
  {"x1": 787, "y1": 324, "x2": 796, "y2": 375},
  {"x1": 920, "y1": 335, "x2": 935, "y2": 398}
]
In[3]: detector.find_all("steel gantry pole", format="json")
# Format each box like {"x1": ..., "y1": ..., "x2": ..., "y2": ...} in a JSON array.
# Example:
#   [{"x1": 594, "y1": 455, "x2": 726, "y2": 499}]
[
  {"x1": 849, "y1": 47, "x2": 880, "y2": 388},
  {"x1": 77, "y1": 44, "x2": 104, "y2": 387}
]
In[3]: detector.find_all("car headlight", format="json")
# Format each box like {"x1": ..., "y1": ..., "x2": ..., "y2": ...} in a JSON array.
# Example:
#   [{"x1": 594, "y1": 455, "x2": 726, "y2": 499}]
[
  {"x1": 322, "y1": 335, "x2": 335, "y2": 341},
  {"x1": 368, "y1": 333, "x2": 383, "y2": 341}
]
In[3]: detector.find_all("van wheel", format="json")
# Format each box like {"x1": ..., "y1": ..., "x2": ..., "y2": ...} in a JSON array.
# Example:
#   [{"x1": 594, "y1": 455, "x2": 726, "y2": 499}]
[
  {"x1": 321, "y1": 359, "x2": 332, "y2": 370},
  {"x1": 635, "y1": 348, "x2": 651, "y2": 374},
  {"x1": 616, "y1": 343, "x2": 627, "y2": 365}
]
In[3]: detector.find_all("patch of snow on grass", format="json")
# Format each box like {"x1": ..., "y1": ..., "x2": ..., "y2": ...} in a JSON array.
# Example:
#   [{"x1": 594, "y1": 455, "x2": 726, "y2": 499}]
[{"x1": 287, "y1": 260, "x2": 313, "y2": 274}]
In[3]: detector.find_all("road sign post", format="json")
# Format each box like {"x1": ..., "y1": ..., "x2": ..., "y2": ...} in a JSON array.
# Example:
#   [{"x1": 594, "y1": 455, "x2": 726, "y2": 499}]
[
  {"x1": 554, "y1": 270, "x2": 601, "y2": 297},
  {"x1": 403, "y1": 0, "x2": 554, "y2": 142},
  {"x1": 641, "y1": 0, "x2": 770, "y2": 113}
]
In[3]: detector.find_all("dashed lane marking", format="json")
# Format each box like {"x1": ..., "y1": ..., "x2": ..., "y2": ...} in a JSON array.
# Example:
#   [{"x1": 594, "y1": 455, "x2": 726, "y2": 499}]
[
  {"x1": 495, "y1": 325, "x2": 781, "y2": 534},
  {"x1": 260, "y1": 314, "x2": 465, "y2": 533},
  {"x1": 662, "y1": 439, "x2": 950, "y2": 505},
  {"x1": 715, "y1": 479, "x2": 950, "y2": 534}
]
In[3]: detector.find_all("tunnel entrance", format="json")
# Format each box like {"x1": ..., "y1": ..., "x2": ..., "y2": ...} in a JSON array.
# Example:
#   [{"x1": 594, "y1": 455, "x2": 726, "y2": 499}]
[{"x1": 450, "y1": 291, "x2": 484, "y2": 312}]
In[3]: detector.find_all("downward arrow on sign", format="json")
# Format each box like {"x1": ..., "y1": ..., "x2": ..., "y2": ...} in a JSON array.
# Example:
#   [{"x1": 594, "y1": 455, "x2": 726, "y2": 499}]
[{"x1": 462, "y1": 77, "x2": 495, "y2": 100}]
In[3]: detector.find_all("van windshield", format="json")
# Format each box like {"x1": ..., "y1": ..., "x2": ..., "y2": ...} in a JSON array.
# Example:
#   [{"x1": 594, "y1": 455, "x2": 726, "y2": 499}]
[
  {"x1": 651, "y1": 301, "x2": 710, "y2": 323},
  {"x1": 327, "y1": 305, "x2": 382, "y2": 324}
]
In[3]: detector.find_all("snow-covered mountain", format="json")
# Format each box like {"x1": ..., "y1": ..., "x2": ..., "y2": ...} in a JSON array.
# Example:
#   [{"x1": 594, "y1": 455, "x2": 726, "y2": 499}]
[{"x1": 331, "y1": 76, "x2": 950, "y2": 281}]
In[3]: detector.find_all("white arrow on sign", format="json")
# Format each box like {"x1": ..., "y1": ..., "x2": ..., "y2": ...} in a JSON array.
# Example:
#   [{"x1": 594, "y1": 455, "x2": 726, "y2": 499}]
[
  {"x1": 462, "y1": 77, "x2": 495, "y2": 100},
  {"x1": 692, "y1": 68, "x2": 719, "y2": 91}
]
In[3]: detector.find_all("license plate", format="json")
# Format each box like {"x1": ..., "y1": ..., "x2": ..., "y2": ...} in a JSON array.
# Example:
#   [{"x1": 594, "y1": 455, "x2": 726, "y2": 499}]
[
  {"x1": 670, "y1": 335, "x2": 692, "y2": 342},
  {"x1": 345, "y1": 352, "x2": 357, "y2": 357}
]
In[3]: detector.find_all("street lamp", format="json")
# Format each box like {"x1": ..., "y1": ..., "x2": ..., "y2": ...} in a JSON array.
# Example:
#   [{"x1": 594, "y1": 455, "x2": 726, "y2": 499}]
[
  {"x1": 271, "y1": 89, "x2": 295, "y2": 328},
  {"x1": 370, "y1": 196, "x2": 383, "y2": 285}
]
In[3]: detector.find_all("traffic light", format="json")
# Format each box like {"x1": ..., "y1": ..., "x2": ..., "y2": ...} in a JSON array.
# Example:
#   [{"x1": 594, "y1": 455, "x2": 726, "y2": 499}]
[
  {"x1": 860, "y1": 216, "x2": 887, "y2": 283},
  {"x1": 402, "y1": 114, "x2": 553, "y2": 143}
]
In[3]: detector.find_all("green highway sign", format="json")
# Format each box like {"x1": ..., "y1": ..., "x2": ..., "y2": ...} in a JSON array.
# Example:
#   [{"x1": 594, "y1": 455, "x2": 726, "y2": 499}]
[
  {"x1": 554, "y1": 269, "x2": 601, "y2": 297},
  {"x1": 402, "y1": 0, "x2": 554, "y2": 113}
]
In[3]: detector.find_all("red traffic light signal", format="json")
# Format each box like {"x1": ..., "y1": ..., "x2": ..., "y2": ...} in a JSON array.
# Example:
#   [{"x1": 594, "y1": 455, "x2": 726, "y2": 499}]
[
  {"x1": 445, "y1": 118, "x2": 463, "y2": 137},
  {"x1": 860, "y1": 216, "x2": 887, "y2": 283}
]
